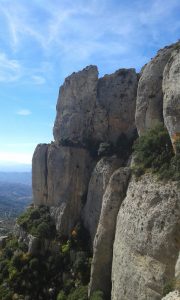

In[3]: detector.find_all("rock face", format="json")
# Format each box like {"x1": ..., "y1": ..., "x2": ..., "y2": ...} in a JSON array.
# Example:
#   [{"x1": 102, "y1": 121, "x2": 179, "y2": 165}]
[
  {"x1": 83, "y1": 156, "x2": 122, "y2": 242},
  {"x1": 93, "y1": 69, "x2": 138, "y2": 144},
  {"x1": 33, "y1": 143, "x2": 94, "y2": 235},
  {"x1": 53, "y1": 66, "x2": 98, "y2": 146},
  {"x1": 162, "y1": 291, "x2": 180, "y2": 300},
  {"x1": 54, "y1": 66, "x2": 137, "y2": 147},
  {"x1": 135, "y1": 45, "x2": 174, "y2": 135},
  {"x1": 163, "y1": 45, "x2": 180, "y2": 148},
  {"x1": 112, "y1": 173, "x2": 180, "y2": 300},
  {"x1": 89, "y1": 167, "x2": 130, "y2": 300},
  {"x1": 32, "y1": 144, "x2": 48, "y2": 205}
]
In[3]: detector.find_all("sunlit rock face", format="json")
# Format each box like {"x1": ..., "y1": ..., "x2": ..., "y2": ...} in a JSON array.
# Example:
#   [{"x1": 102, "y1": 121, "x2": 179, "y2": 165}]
[
  {"x1": 163, "y1": 45, "x2": 180, "y2": 150},
  {"x1": 135, "y1": 44, "x2": 174, "y2": 135},
  {"x1": 93, "y1": 69, "x2": 138, "y2": 144},
  {"x1": 53, "y1": 65, "x2": 98, "y2": 146},
  {"x1": 111, "y1": 173, "x2": 180, "y2": 300}
]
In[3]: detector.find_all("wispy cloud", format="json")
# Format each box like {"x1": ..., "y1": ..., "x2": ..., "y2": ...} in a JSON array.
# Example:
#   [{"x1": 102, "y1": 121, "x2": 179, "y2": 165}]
[
  {"x1": 0, "y1": 52, "x2": 22, "y2": 82},
  {"x1": 31, "y1": 75, "x2": 46, "y2": 85},
  {"x1": 0, "y1": 0, "x2": 179, "y2": 74},
  {"x1": 16, "y1": 109, "x2": 32, "y2": 116}
]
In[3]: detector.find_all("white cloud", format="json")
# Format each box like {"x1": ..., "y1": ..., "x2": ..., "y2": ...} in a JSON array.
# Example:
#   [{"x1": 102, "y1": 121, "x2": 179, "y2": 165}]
[
  {"x1": 32, "y1": 75, "x2": 46, "y2": 85},
  {"x1": 16, "y1": 109, "x2": 32, "y2": 116},
  {"x1": 0, "y1": 52, "x2": 22, "y2": 82}
]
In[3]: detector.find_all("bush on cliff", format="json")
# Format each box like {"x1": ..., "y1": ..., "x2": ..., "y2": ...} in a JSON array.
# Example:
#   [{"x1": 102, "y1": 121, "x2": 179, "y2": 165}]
[
  {"x1": 133, "y1": 124, "x2": 180, "y2": 180},
  {"x1": 17, "y1": 205, "x2": 56, "y2": 239}
]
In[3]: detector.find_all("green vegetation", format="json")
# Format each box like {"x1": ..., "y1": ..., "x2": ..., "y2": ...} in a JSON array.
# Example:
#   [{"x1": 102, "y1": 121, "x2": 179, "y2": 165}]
[
  {"x1": 0, "y1": 210, "x2": 96, "y2": 300},
  {"x1": 132, "y1": 124, "x2": 180, "y2": 180},
  {"x1": 17, "y1": 205, "x2": 56, "y2": 239}
]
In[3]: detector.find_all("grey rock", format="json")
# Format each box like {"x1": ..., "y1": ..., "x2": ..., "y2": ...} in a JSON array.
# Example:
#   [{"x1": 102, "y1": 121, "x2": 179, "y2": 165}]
[
  {"x1": 136, "y1": 45, "x2": 174, "y2": 135},
  {"x1": 47, "y1": 143, "x2": 94, "y2": 235},
  {"x1": 83, "y1": 156, "x2": 122, "y2": 243},
  {"x1": 162, "y1": 291, "x2": 180, "y2": 300},
  {"x1": 112, "y1": 173, "x2": 180, "y2": 300},
  {"x1": 93, "y1": 69, "x2": 138, "y2": 144},
  {"x1": 53, "y1": 65, "x2": 98, "y2": 145},
  {"x1": 163, "y1": 43, "x2": 180, "y2": 149},
  {"x1": 89, "y1": 167, "x2": 131, "y2": 299},
  {"x1": 32, "y1": 144, "x2": 48, "y2": 205},
  {"x1": 28, "y1": 235, "x2": 40, "y2": 255}
]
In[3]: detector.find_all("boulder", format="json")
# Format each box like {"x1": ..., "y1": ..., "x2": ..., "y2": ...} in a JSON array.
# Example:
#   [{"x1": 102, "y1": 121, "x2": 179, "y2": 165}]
[
  {"x1": 163, "y1": 43, "x2": 180, "y2": 149},
  {"x1": 89, "y1": 167, "x2": 130, "y2": 299},
  {"x1": 112, "y1": 173, "x2": 180, "y2": 300}
]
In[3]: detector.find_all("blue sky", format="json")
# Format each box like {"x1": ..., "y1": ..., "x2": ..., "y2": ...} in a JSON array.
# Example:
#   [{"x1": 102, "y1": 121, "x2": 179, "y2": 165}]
[{"x1": 0, "y1": 0, "x2": 179, "y2": 168}]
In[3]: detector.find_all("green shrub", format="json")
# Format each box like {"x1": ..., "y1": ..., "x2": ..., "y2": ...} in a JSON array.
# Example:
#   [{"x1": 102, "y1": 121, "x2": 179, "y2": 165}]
[
  {"x1": 90, "y1": 290, "x2": 104, "y2": 300},
  {"x1": 133, "y1": 124, "x2": 180, "y2": 180},
  {"x1": 67, "y1": 286, "x2": 88, "y2": 300},
  {"x1": 57, "y1": 291, "x2": 66, "y2": 300},
  {"x1": 17, "y1": 205, "x2": 56, "y2": 239}
]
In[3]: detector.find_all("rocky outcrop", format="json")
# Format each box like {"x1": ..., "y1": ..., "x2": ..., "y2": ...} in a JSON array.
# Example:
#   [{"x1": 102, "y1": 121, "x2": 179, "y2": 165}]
[
  {"x1": 112, "y1": 173, "x2": 180, "y2": 300},
  {"x1": 163, "y1": 45, "x2": 180, "y2": 149},
  {"x1": 53, "y1": 66, "x2": 137, "y2": 147},
  {"x1": 135, "y1": 45, "x2": 174, "y2": 135},
  {"x1": 53, "y1": 66, "x2": 98, "y2": 146},
  {"x1": 89, "y1": 167, "x2": 130, "y2": 300},
  {"x1": 93, "y1": 69, "x2": 138, "y2": 144},
  {"x1": 83, "y1": 156, "x2": 122, "y2": 242}
]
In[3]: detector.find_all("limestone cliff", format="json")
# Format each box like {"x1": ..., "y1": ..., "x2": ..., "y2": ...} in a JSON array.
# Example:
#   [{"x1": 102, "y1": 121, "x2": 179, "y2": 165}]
[{"x1": 32, "y1": 41, "x2": 180, "y2": 300}]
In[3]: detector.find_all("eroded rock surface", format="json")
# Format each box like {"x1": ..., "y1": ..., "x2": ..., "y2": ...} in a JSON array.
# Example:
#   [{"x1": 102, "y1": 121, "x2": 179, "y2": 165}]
[
  {"x1": 93, "y1": 69, "x2": 138, "y2": 144},
  {"x1": 89, "y1": 167, "x2": 130, "y2": 300},
  {"x1": 162, "y1": 291, "x2": 180, "y2": 300},
  {"x1": 163, "y1": 44, "x2": 180, "y2": 148},
  {"x1": 136, "y1": 45, "x2": 174, "y2": 135},
  {"x1": 53, "y1": 65, "x2": 98, "y2": 145},
  {"x1": 112, "y1": 173, "x2": 180, "y2": 300},
  {"x1": 83, "y1": 156, "x2": 122, "y2": 242}
]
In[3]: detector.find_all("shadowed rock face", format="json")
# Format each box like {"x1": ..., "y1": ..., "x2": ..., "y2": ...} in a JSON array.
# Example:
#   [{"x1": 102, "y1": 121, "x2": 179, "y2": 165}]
[
  {"x1": 89, "y1": 167, "x2": 131, "y2": 300},
  {"x1": 32, "y1": 144, "x2": 48, "y2": 206},
  {"x1": 163, "y1": 45, "x2": 180, "y2": 149},
  {"x1": 135, "y1": 45, "x2": 174, "y2": 135},
  {"x1": 33, "y1": 143, "x2": 94, "y2": 235},
  {"x1": 111, "y1": 173, "x2": 180, "y2": 300},
  {"x1": 83, "y1": 156, "x2": 122, "y2": 243}
]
